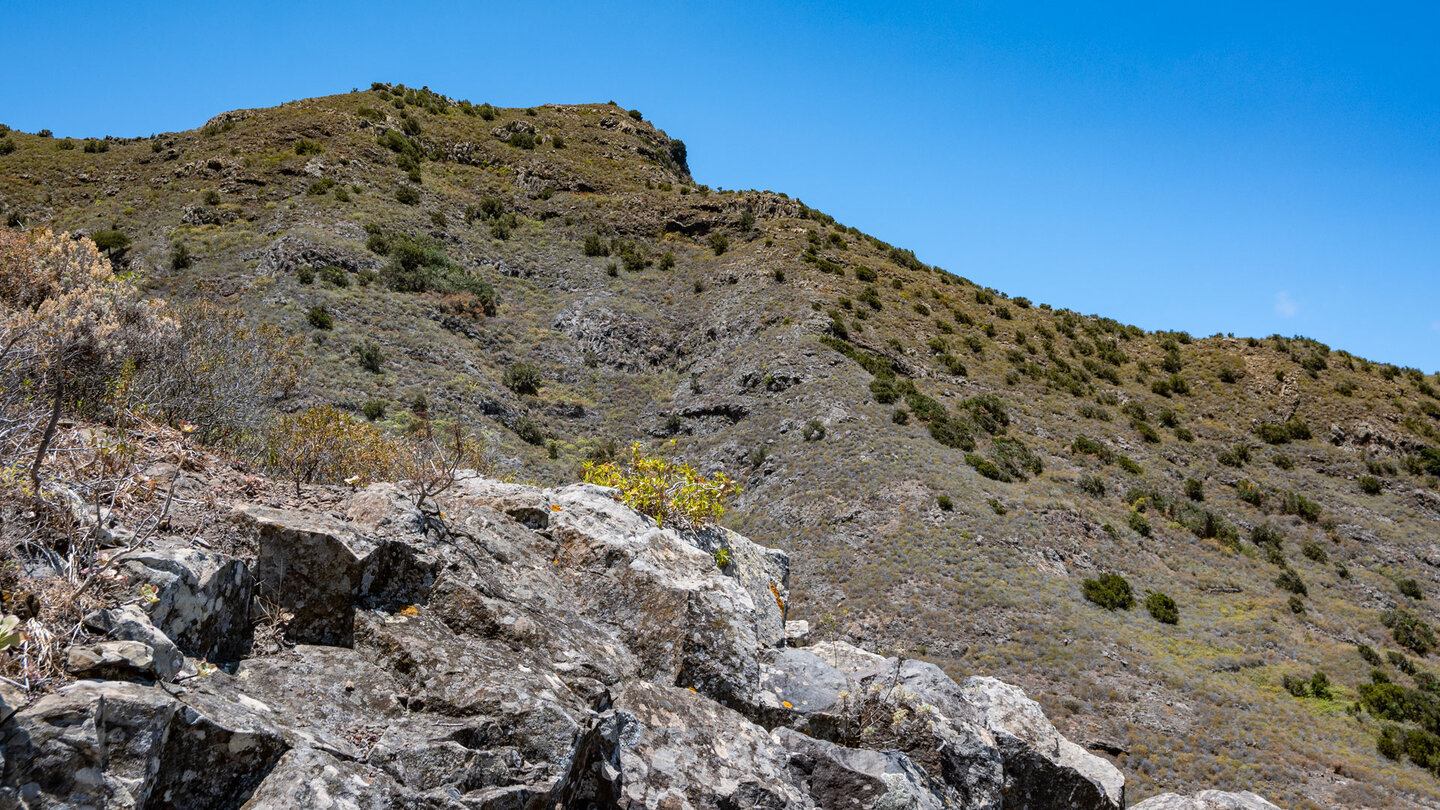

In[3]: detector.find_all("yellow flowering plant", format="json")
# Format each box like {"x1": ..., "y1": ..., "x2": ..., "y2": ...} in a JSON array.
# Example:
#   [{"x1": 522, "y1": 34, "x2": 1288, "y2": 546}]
[{"x1": 582, "y1": 441, "x2": 740, "y2": 529}]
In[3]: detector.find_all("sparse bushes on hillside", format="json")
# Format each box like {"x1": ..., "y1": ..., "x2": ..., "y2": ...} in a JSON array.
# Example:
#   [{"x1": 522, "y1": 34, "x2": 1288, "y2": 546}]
[
  {"x1": 1382, "y1": 609, "x2": 1437, "y2": 656},
  {"x1": 709, "y1": 233, "x2": 729, "y2": 256},
  {"x1": 1082, "y1": 573, "x2": 1135, "y2": 611},
  {"x1": 1256, "y1": 417, "x2": 1312, "y2": 445},
  {"x1": 395, "y1": 185, "x2": 421, "y2": 205}
]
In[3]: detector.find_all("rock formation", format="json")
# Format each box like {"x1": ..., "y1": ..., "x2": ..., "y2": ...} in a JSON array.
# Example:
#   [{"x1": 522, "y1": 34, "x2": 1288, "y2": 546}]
[{"x1": 0, "y1": 474, "x2": 1277, "y2": 809}]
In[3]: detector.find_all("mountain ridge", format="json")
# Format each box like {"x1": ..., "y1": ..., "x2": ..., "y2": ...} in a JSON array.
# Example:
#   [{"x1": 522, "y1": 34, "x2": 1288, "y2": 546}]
[{"x1": 3, "y1": 83, "x2": 1440, "y2": 807}]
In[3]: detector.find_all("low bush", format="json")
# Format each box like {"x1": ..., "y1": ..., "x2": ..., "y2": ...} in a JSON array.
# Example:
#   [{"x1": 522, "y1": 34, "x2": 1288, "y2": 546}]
[
  {"x1": 1145, "y1": 591, "x2": 1179, "y2": 624},
  {"x1": 1275, "y1": 567, "x2": 1308, "y2": 596},
  {"x1": 1082, "y1": 573, "x2": 1135, "y2": 610},
  {"x1": 1382, "y1": 609, "x2": 1436, "y2": 655},
  {"x1": 1400, "y1": 578, "x2": 1425, "y2": 600},
  {"x1": 502, "y1": 362, "x2": 543, "y2": 395},
  {"x1": 306, "y1": 304, "x2": 333, "y2": 330}
]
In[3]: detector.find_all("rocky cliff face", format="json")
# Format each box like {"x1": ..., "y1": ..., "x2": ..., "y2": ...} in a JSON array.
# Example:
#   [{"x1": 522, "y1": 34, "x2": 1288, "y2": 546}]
[{"x1": 0, "y1": 473, "x2": 1277, "y2": 809}]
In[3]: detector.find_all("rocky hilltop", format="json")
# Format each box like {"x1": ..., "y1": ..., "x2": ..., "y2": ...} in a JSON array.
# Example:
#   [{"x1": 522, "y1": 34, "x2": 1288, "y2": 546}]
[{"x1": 0, "y1": 465, "x2": 1276, "y2": 809}]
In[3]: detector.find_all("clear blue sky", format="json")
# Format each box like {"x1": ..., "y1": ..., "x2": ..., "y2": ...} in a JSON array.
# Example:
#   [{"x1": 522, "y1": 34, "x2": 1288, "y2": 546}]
[{"x1": 4, "y1": 1, "x2": 1437, "y2": 368}]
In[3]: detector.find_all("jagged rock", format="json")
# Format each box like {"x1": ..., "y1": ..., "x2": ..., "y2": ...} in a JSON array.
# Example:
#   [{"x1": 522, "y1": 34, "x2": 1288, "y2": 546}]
[
  {"x1": 0, "y1": 679, "x2": 287, "y2": 809},
  {"x1": 604, "y1": 680, "x2": 815, "y2": 808},
  {"x1": 751, "y1": 647, "x2": 851, "y2": 728},
  {"x1": 119, "y1": 548, "x2": 255, "y2": 661},
  {"x1": 83, "y1": 604, "x2": 184, "y2": 678},
  {"x1": 805, "y1": 640, "x2": 890, "y2": 677},
  {"x1": 237, "y1": 505, "x2": 376, "y2": 646},
  {"x1": 690, "y1": 524, "x2": 792, "y2": 648},
  {"x1": 240, "y1": 748, "x2": 411, "y2": 809},
  {"x1": 960, "y1": 676, "x2": 1125, "y2": 810},
  {"x1": 775, "y1": 727, "x2": 951, "y2": 810},
  {"x1": 1132, "y1": 790, "x2": 1282, "y2": 810},
  {"x1": 785, "y1": 619, "x2": 814, "y2": 646},
  {"x1": 66, "y1": 640, "x2": 162, "y2": 681}
]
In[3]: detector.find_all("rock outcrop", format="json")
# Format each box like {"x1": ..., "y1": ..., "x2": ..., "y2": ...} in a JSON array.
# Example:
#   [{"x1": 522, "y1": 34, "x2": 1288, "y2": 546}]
[{"x1": 0, "y1": 474, "x2": 1278, "y2": 809}]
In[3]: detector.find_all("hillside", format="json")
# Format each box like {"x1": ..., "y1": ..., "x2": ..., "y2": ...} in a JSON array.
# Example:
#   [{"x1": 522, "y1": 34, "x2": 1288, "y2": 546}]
[{"x1": 4, "y1": 84, "x2": 1440, "y2": 807}]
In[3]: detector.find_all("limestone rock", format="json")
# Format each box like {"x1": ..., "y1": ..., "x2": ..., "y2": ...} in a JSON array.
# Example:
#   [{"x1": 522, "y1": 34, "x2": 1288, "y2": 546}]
[
  {"x1": 0, "y1": 680, "x2": 286, "y2": 809},
  {"x1": 119, "y1": 548, "x2": 254, "y2": 661},
  {"x1": 83, "y1": 604, "x2": 184, "y2": 678},
  {"x1": 1132, "y1": 790, "x2": 1283, "y2": 810},
  {"x1": 776, "y1": 726, "x2": 951, "y2": 810},
  {"x1": 237, "y1": 505, "x2": 376, "y2": 646},
  {"x1": 959, "y1": 676, "x2": 1125, "y2": 809},
  {"x1": 605, "y1": 680, "x2": 815, "y2": 809},
  {"x1": 65, "y1": 640, "x2": 162, "y2": 681}
]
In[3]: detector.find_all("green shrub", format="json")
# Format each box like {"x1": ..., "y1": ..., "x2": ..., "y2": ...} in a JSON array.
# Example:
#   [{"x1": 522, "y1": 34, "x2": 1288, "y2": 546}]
[
  {"x1": 1360, "y1": 475, "x2": 1383, "y2": 495},
  {"x1": 395, "y1": 185, "x2": 421, "y2": 205},
  {"x1": 709, "y1": 233, "x2": 729, "y2": 255},
  {"x1": 1185, "y1": 478, "x2": 1204, "y2": 501},
  {"x1": 510, "y1": 415, "x2": 545, "y2": 445},
  {"x1": 203, "y1": 189, "x2": 222, "y2": 205},
  {"x1": 56, "y1": 138, "x2": 75, "y2": 150},
  {"x1": 169, "y1": 243, "x2": 192, "y2": 271},
  {"x1": 1077, "y1": 474, "x2": 1106, "y2": 497},
  {"x1": 1127, "y1": 510, "x2": 1151, "y2": 537},
  {"x1": 801, "y1": 420, "x2": 826, "y2": 441},
  {"x1": 1133, "y1": 419, "x2": 1161, "y2": 443},
  {"x1": 1400, "y1": 578, "x2": 1425, "y2": 600},
  {"x1": 1275, "y1": 567, "x2": 1308, "y2": 596},
  {"x1": 503, "y1": 363, "x2": 543, "y2": 395},
  {"x1": 294, "y1": 138, "x2": 325, "y2": 155},
  {"x1": 83, "y1": 139, "x2": 108, "y2": 153},
  {"x1": 1301, "y1": 540, "x2": 1328, "y2": 563},
  {"x1": 508, "y1": 131, "x2": 536, "y2": 149},
  {"x1": 892, "y1": 409, "x2": 909, "y2": 425},
  {"x1": 936, "y1": 495, "x2": 953, "y2": 511},
  {"x1": 1218, "y1": 444, "x2": 1250, "y2": 467},
  {"x1": 318, "y1": 266, "x2": 350, "y2": 287},
  {"x1": 307, "y1": 178, "x2": 336, "y2": 195},
  {"x1": 1082, "y1": 573, "x2": 1135, "y2": 610},
  {"x1": 362, "y1": 400, "x2": 386, "y2": 421},
  {"x1": 1383, "y1": 609, "x2": 1437, "y2": 655},
  {"x1": 628, "y1": 109, "x2": 643, "y2": 121},
  {"x1": 855, "y1": 266, "x2": 877, "y2": 282},
  {"x1": 965, "y1": 453, "x2": 1004, "y2": 480},
  {"x1": 1145, "y1": 591, "x2": 1178, "y2": 624},
  {"x1": 1358, "y1": 644, "x2": 1383, "y2": 666},
  {"x1": 91, "y1": 229, "x2": 130, "y2": 258},
  {"x1": 306, "y1": 305, "x2": 333, "y2": 330},
  {"x1": 354, "y1": 340, "x2": 384, "y2": 373},
  {"x1": 1282, "y1": 674, "x2": 1310, "y2": 697},
  {"x1": 1288, "y1": 595, "x2": 1306, "y2": 614}
]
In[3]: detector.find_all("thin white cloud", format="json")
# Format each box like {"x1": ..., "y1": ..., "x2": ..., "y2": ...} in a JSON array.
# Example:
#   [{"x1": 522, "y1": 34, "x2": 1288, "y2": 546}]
[
  {"x1": 1431, "y1": 320, "x2": 1440, "y2": 332},
  {"x1": 1275, "y1": 291, "x2": 1298, "y2": 318}
]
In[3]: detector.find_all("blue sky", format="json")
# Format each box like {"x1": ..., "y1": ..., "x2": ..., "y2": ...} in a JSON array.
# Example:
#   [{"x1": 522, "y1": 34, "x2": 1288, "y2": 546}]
[{"x1": 3, "y1": 1, "x2": 1437, "y2": 368}]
